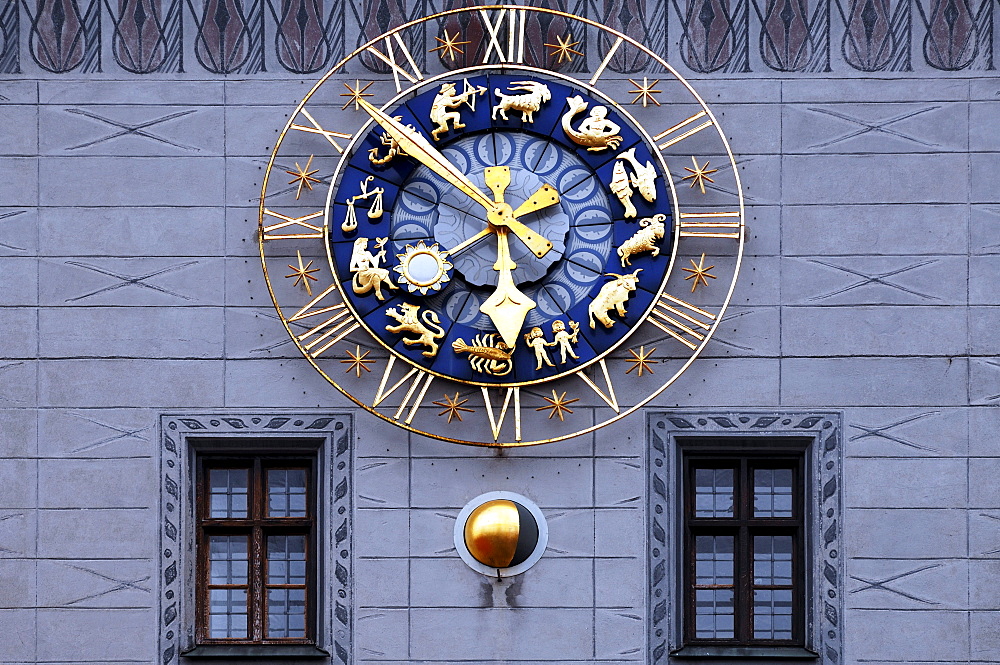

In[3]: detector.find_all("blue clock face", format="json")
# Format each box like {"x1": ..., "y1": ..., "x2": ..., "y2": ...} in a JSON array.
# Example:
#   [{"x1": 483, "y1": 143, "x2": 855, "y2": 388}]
[{"x1": 327, "y1": 72, "x2": 674, "y2": 386}]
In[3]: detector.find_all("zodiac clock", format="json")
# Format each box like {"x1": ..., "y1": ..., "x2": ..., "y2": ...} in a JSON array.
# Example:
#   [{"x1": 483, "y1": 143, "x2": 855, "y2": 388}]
[{"x1": 259, "y1": 5, "x2": 746, "y2": 447}]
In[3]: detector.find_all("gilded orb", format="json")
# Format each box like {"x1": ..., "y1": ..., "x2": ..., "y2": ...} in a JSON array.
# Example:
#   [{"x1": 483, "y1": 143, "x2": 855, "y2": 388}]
[
  {"x1": 463, "y1": 499, "x2": 539, "y2": 569},
  {"x1": 464, "y1": 500, "x2": 520, "y2": 568}
]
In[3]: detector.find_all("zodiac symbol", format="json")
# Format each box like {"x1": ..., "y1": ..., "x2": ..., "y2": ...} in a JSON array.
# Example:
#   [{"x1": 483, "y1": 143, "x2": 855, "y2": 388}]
[
  {"x1": 589, "y1": 269, "x2": 643, "y2": 329},
  {"x1": 550, "y1": 320, "x2": 580, "y2": 364},
  {"x1": 524, "y1": 320, "x2": 580, "y2": 370},
  {"x1": 562, "y1": 95, "x2": 623, "y2": 152},
  {"x1": 430, "y1": 80, "x2": 486, "y2": 141},
  {"x1": 524, "y1": 326, "x2": 554, "y2": 370},
  {"x1": 618, "y1": 214, "x2": 667, "y2": 267},
  {"x1": 350, "y1": 237, "x2": 397, "y2": 301},
  {"x1": 610, "y1": 148, "x2": 658, "y2": 218},
  {"x1": 385, "y1": 303, "x2": 445, "y2": 358},
  {"x1": 343, "y1": 176, "x2": 384, "y2": 233},
  {"x1": 452, "y1": 333, "x2": 513, "y2": 376},
  {"x1": 492, "y1": 81, "x2": 552, "y2": 123},
  {"x1": 368, "y1": 116, "x2": 413, "y2": 165}
]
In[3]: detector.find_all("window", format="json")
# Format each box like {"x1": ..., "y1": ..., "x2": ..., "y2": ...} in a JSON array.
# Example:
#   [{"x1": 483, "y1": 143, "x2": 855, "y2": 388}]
[
  {"x1": 683, "y1": 451, "x2": 804, "y2": 647},
  {"x1": 196, "y1": 456, "x2": 315, "y2": 645}
]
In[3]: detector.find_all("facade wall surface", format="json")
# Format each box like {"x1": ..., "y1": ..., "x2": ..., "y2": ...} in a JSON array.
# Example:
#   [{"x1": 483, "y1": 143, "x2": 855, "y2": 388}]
[{"x1": 0, "y1": 0, "x2": 998, "y2": 663}]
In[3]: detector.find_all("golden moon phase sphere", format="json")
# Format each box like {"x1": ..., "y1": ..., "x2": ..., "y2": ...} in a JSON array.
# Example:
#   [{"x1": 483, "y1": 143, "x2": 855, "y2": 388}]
[{"x1": 463, "y1": 499, "x2": 540, "y2": 569}]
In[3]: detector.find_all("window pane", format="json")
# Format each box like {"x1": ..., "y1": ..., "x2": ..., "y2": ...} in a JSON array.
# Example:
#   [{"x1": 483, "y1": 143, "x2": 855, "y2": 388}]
[
  {"x1": 695, "y1": 589, "x2": 734, "y2": 639},
  {"x1": 267, "y1": 588, "x2": 307, "y2": 638},
  {"x1": 209, "y1": 468, "x2": 249, "y2": 518},
  {"x1": 694, "y1": 468, "x2": 734, "y2": 517},
  {"x1": 209, "y1": 588, "x2": 248, "y2": 638},
  {"x1": 268, "y1": 535, "x2": 307, "y2": 585},
  {"x1": 209, "y1": 536, "x2": 248, "y2": 584},
  {"x1": 754, "y1": 535, "x2": 794, "y2": 640},
  {"x1": 694, "y1": 535, "x2": 735, "y2": 639},
  {"x1": 754, "y1": 468, "x2": 793, "y2": 517},
  {"x1": 754, "y1": 535, "x2": 793, "y2": 586},
  {"x1": 754, "y1": 588, "x2": 793, "y2": 639},
  {"x1": 268, "y1": 469, "x2": 308, "y2": 517}
]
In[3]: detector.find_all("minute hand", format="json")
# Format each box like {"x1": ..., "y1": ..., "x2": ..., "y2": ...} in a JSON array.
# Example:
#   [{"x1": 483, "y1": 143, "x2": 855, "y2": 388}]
[
  {"x1": 356, "y1": 98, "x2": 553, "y2": 259},
  {"x1": 357, "y1": 98, "x2": 494, "y2": 210}
]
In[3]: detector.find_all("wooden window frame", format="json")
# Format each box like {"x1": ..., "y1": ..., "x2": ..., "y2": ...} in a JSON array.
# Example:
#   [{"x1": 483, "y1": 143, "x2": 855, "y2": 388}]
[
  {"x1": 195, "y1": 455, "x2": 317, "y2": 646},
  {"x1": 682, "y1": 450, "x2": 805, "y2": 647}
]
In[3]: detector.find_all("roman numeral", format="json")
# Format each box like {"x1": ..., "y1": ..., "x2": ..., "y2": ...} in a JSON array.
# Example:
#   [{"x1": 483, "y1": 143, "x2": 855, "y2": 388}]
[
  {"x1": 576, "y1": 359, "x2": 619, "y2": 413},
  {"x1": 479, "y1": 7, "x2": 526, "y2": 64},
  {"x1": 654, "y1": 111, "x2": 713, "y2": 150},
  {"x1": 367, "y1": 34, "x2": 424, "y2": 93},
  {"x1": 589, "y1": 37, "x2": 623, "y2": 85},
  {"x1": 648, "y1": 293, "x2": 716, "y2": 350},
  {"x1": 678, "y1": 211, "x2": 742, "y2": 239},
  {"x1": 262, "y1": 209, "x2": 324, "y2": 240},
  {"x1": 291, "y1": 108, "x2": 351, "y2": 153},
  {"x1": 286, "y1": 284, "x2": 358, "y2": 358},
  {"x1": 481, "y1": 386, "x2": 521, "y2": 442},
  {"x1": 372, "y1": 356, "x2": 435, "y2": 424}
]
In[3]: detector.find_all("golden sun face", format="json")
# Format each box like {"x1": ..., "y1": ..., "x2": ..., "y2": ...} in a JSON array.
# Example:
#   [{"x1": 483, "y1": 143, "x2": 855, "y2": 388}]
[{"x1": 393, "y1": 241, "x2": 453, "y2": 295}]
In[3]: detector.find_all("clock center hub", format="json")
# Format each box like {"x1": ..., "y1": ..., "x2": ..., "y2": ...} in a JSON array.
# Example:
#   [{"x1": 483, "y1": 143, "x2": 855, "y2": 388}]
[
  {"x1": 401, "y1": 133, "x2": 579, "y2": 289},
  {"x1": 487, "y1": 202, "x2": 515, "y2": 228}
]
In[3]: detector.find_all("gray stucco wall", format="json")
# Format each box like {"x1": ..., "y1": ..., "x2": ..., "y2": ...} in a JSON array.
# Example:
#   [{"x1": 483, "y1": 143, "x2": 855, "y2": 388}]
[{"x1": 1, "y1": 1, "x2": 999, "y2": 663}]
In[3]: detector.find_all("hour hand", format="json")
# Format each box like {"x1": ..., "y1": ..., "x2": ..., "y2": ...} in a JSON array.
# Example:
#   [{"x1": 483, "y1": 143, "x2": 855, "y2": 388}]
[{"x1": 480, "y1": 227, "x2": 536, "y2": 348}]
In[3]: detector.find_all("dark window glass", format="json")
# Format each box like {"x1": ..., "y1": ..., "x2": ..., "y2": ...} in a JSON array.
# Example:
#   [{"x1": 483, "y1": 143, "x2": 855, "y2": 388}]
[
  {"x1": 266, "y1": 535, "x2": 308, "y2": 638},
  {"x1": 693, "y1": 535, "x2": 735, "y2": 639},
  {"x1": 209, "y1": 468, "x2": 248, "y2": 518},
  {"x1": 267, "y1": 469, "x2": 308, "y2": 517},
  {"x1": 197, "y1": 457, "x2": 314, "y2": 645},
  {"x1": 753, "y1": 468, "x2": 793, "y2": 517},
  {"x1": 207, "y1": 535, "x2": 249, "y2": 638},
  {"x1": 684, "y1": 452, "x2": 803, "y2": 646},
  {"x1": 694, "y1": 467, "x2": 735, "y2": 517}
]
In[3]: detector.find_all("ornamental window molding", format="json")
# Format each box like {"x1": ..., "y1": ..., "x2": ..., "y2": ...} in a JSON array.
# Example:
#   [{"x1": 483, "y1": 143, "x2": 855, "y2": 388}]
[
  {"x1": 158, "y1": 413, "x2": 352, "y2": 664},
  {"x1": 648, "y1": 411, "x2": 844, "y2": 663}
]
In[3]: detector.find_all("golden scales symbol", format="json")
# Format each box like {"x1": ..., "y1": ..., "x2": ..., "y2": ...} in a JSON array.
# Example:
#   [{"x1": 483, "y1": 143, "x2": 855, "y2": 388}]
[{"x1": 342, "y1": 175, "x2": 384, "y2": 233}]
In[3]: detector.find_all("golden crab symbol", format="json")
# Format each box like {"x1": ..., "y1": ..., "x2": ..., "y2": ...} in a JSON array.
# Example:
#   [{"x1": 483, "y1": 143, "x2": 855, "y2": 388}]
[{"x1": 393, "y1": 240, "x2": 454, "y2": 295}]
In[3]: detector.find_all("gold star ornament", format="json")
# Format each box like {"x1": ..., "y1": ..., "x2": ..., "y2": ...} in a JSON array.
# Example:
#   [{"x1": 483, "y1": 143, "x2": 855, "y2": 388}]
[
  {"x1": 536, "y1": 390, "x2": 580, "y2": 421},
  {"x1": 545, "y1": 33, "x2": 583, "y2": 64},
  {"x1": 340, "y1": 345, "x2": 376, "y2": 378},
  {"x1": 625, "y1": 346, "x2": 658, "y2": 377},
  {"x1": 285, "y1": 250, "x2": 321, "y2": 295},
  {"x1": 681, "y1": 156, "x2": 719, "y2": 194},
  {"x1": 433, "y1": 392, "x2": 474, "y2": 423},
  {"x1": 286, "y1": 154, "x2": 321, "y2": 199},
  {"x1": 627, "y1": 77, "x2": 662, "y2": 107},
  {"x1": 683, "y1": 253, "x2": 717, "y2": 292},
  {"x1": 430, "y1": 29, "x2": 470, "y2": 62},
  {"x1": 340, "y1": 79, "x2": 375, "y2": 111}
]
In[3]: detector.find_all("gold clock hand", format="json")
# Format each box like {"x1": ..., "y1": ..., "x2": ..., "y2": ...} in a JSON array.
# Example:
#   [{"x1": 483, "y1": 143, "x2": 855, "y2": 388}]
[
  {"x1": 444, "y1": 228, "x2": 493, "y2": 256},
  {"x1": 357, "y1": 98, "x2": 496, "y2": 211},
  {"x1": 483, "y1": 167, "x2": 553, "y2": 259},
  {"x1": 485, "y1": 163, "x2": 512, "y2": 202},
  {"x1": 443, "y1": 182, "x2": 562, "y2": 258},
  {"x1": 512, "y1": 184, "x2": 560, "y2": 218},
  {"x1": 479, "y1": 227, "x2": 536, "y2": 348},
  {"x1": 480, "y1": 165, "x2": 537, "y2": 347},
  {"x1": 356, "y1": 99, "x2": 553, "y2": 259}
]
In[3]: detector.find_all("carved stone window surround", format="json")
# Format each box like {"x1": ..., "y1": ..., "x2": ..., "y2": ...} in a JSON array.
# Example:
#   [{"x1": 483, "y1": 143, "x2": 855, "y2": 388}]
[
  {"x1": 158, "y1": 414, "x2": 353, "y2": 665},
  {"x1": 648, "y1": 411, "x2": 844, "y2": 665}
]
